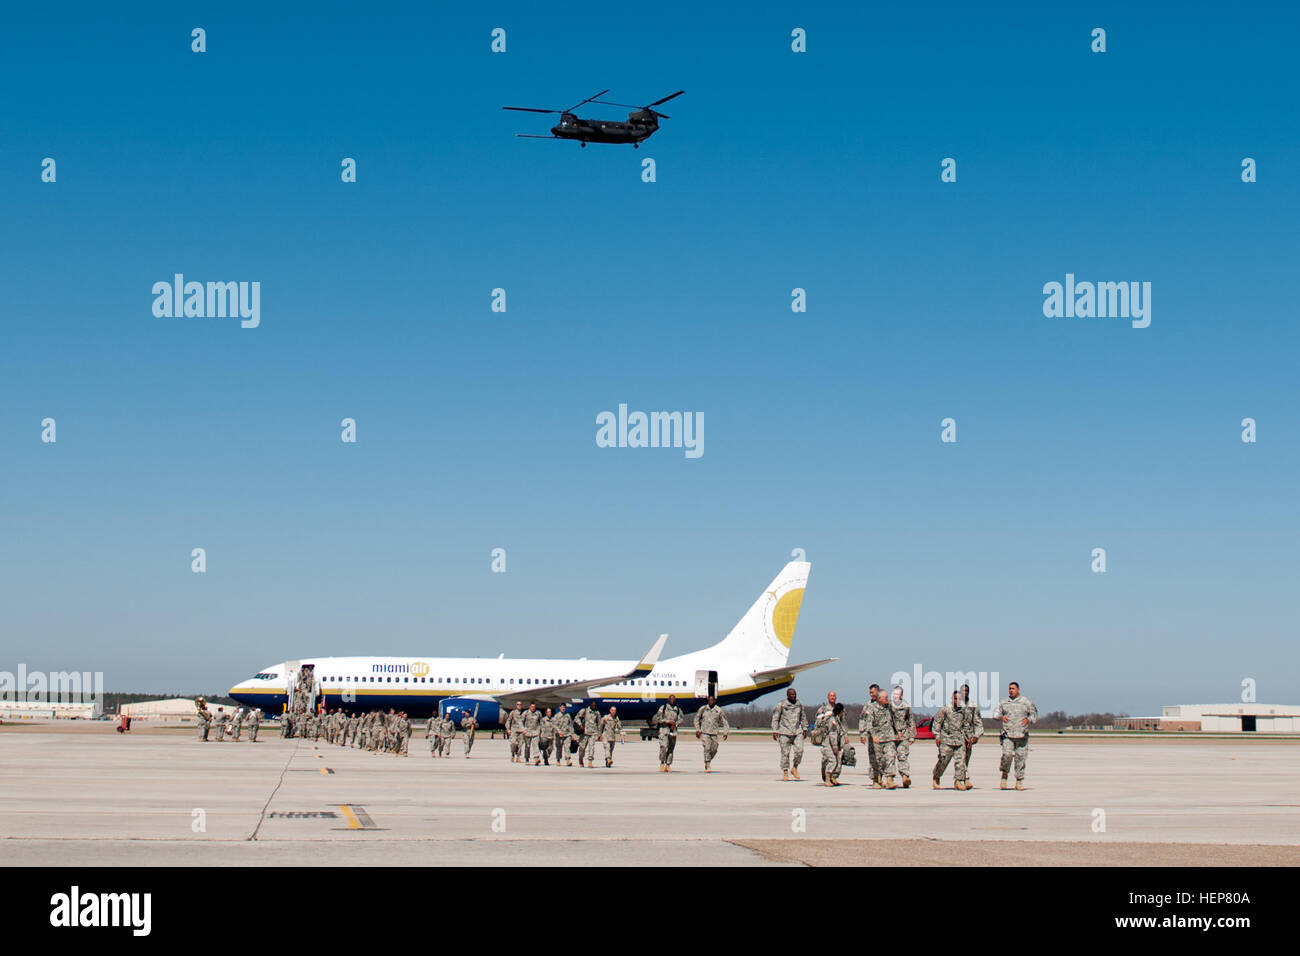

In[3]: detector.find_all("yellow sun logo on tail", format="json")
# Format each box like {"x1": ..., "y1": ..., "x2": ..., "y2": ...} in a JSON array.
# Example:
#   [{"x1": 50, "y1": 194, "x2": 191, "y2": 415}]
[{"x1": 771, "y1": 588, "x2": 804, "y2": 648}]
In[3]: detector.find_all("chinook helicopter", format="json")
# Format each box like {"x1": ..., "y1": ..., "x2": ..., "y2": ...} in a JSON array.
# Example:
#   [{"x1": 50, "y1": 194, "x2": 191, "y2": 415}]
[{"x1": 503, "y1": 89, "x2": 684, "y2": 147}]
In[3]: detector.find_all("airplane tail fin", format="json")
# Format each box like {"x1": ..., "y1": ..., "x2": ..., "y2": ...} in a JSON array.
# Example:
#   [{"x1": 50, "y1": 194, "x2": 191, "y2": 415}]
[{"x1": 706, "y1": 561, "x2": 810, "y2": 673}]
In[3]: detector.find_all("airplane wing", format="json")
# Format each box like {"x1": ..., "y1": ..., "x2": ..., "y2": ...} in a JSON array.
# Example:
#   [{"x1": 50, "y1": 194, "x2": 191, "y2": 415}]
[
  {"x1": 749, "y1": 658, "x2": 837, "y2": 684},
  {"x1": 492, "y1": 634, "x2": 668, "y2": 708}
]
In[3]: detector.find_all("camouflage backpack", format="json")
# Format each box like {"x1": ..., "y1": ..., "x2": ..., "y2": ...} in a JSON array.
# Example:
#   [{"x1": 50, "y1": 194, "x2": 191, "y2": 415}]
[{"x1": 809, "y1": 716, "x2": 828, "y2": 746}]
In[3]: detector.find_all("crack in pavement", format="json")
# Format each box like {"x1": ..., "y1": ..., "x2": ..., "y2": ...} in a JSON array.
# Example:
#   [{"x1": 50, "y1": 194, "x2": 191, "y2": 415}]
[{"x1": 249, "y1": 740, "x2": 299, "y2": 841}]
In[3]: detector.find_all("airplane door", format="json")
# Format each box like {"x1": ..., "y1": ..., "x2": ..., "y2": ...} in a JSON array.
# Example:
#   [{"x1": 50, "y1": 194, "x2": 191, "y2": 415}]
[
  {"x1": 298, "y1": 663, "x2": 316, "y2": 713},
  {"x1": 285, "y1": 661, "x2": 300, "y2": 712},
  {"x1": 694, "y1": 670, "x2": 718, "y2": 699}
]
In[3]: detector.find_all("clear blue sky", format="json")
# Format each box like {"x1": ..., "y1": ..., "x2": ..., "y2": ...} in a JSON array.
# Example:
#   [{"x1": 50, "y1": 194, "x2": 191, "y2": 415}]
[{"x1": 2, "y1": 3, "x2": 1297, "y2": 714}]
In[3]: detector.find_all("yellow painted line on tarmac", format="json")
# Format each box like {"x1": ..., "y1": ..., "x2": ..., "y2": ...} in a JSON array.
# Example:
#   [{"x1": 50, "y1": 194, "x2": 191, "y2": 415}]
[{"x1": 337, "y1": 804, "x2": 363, "y2": 829}]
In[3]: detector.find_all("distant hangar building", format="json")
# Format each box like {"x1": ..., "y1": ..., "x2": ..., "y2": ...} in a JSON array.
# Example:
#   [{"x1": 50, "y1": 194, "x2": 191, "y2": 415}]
[
  {"x1": 0, "y1": 699, "x2": 101, "y2": 720},
  {"x1": 118, "y1": 698, "x2": 202, "y2": 721},
  {"x1": 1156, "y1": 704, "x2": 1300, "y2": 732}
]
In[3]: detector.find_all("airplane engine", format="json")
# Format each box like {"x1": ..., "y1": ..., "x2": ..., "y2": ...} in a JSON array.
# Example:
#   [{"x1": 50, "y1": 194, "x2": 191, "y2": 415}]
[{"x1": 441, "y1": 697, "x2": 501, "y2": 728}]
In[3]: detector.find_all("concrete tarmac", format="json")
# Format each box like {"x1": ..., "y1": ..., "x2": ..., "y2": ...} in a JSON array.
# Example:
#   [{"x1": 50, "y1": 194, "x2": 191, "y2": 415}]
[{"x1": 2, "y1": 728, "x2": 1298, "y2": 866}]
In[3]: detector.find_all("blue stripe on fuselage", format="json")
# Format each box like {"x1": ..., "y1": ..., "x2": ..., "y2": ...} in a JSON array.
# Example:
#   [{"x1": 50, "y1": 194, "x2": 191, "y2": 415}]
[{"x1": 228, "y1": 681, "x2": 790, "y2": 726}]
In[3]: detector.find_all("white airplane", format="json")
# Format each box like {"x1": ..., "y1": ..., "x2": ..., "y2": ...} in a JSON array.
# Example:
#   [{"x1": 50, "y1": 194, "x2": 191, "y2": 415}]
[{"x1": 228, "y1": 560, "x2": 832, "y2": 727}]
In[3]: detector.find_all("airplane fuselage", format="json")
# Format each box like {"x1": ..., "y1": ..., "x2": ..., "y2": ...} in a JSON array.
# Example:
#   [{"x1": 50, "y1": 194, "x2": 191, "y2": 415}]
[{"x1": 229, "y1": 654, "x2": 789, "y2": 724}]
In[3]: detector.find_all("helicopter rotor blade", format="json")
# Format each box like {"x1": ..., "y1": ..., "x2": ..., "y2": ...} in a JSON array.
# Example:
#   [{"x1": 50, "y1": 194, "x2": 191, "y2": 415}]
[
  {"x1": 515, "y1": 134, "x2": 564, "y2": 140},
  {"x1": 591, "y1": 89, "x2": 683, "y2": 118},
  {"x1": 565, "y1": 89, "x2": 610, "y2": 112},
  {"x1": 647, "y1": 90, "x2": 685, "y2": 108},
  {"x1": 503, "y1": 106, "x2": 561, "y2": 113}
]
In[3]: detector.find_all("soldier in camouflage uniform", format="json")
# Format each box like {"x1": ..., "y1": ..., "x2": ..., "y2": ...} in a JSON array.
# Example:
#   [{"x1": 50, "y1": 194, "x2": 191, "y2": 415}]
[
  {"x1": 995, "y1": 682, "x2": 1037, "y2": 789},
  {"x1": 890, "y1": 686, "x2": 915, "y2": 787},
  {"x1": 814, "y1": 690, "x2": 839, "y2": 727},
  {"x1": 280, "y1": 711, "x2": 292, "y2": 739},
  {"x1": 932, "y1": 691, "x2": 969, "y2": 790},
  {"x1": 599, "y1": 707, "x2": 625, "y2": 766},
  {"x1": 461, "y1": 710, "x2": 477, "y2": 756},
  {"x1": 960, "y1": 683, "x2": 984, "y2": 789},
  {"x1": 869, "y1": 688, "x2": 900, "y2": 789},
  {"x1": 551, "y1": 704, "x2": 573, "y2": 766},
  {"x1": 522, "y1": 703, "x2": 543, "y2": 765},
  {"x1": 693, "y1": 696, "x2": 729, "y2": 771},
  {"x1": 248, "y1": 707, "x2": 261, "y2": 742},
  {"x1": 652, "y1": 694, "x2": 685, "y2": 772},
  {"x1": 213, "y1": 707, "x2": 228, "y2": 742},
  {"x1": 580, "y1": 701, "x2": 602, "y2": 767},
  {"x1": 539, "y1": 708, "x2": 555, "y2": 765},
  {"x1": 195, "y1": 698, "x2": 212, "y2": 741},
  {"x1": 230, "y1": 707, "x2": 245, "y2": 742},
  {"x1": 770, "y1": 687, "x2": 808, "y2": 781},
  {"x1": 439, "y1": 714, "x2": 455, "y2": 756},
  {"x1": 428, "y1": 714, "x2": 444, "y2": 757},
  {"x1": 572, "y1": 703, "x2": 592, "y2": 766},
  {"x1": 858, "y1": 684, "x2": 882, "y2": 785},
  {"x1": 816, "y1": 702, "x2": 846, "y2": 786},
  {"x1": 506, "y1": 702, "x2": 525, "y2": 763}
]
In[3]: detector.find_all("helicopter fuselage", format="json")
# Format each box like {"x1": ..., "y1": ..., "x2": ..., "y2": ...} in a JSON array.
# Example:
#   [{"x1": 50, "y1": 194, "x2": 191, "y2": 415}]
[{"x1": 551, "y1": 113, "x2": 658, "y2": 145}]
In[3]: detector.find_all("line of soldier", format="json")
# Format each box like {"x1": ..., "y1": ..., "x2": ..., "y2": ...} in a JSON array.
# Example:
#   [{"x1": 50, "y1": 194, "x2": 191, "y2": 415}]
[
  {"x1": 194, "y1": 698, "x2": 261, "y2": 742},
  {"x1": 282, "y1": 708, "x2": 414, "y2": 755},
  {"x1": 498, "y1": 701, "x2": 625, "y2": 767},
  {"x1": 424, "y1": 710, "x2": 481, "y2": 758},
  {"x1": 792, "y1": 682, "x2": 1037, "y2": 789},
  {"x1": 493, "y1": 696, "x2": 734, "y2": 770},
  {"x1": 769, "y1": 686, "x2": 903, "y2": 787},
  {"x1": 195, "y1": 682, "x2": 1036, "y2": 788}
]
